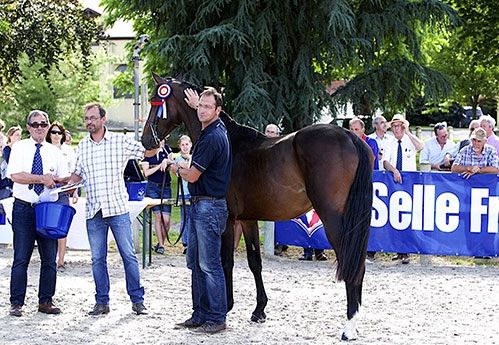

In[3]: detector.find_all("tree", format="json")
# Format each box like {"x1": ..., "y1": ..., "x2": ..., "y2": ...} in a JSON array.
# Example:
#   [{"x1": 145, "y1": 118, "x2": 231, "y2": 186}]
[
  {"x1": 102, "y1": 0, "x2": 459, "y2": 132},
  {"x1": 0, "y1": 53, "x2": 110, "y2": 136},
  {"x1": 428, "y1": 0, "x2": 499, "y2": 118},
  {"x1": 0, "y1": 0, "x2": 101, "y2": 91}
]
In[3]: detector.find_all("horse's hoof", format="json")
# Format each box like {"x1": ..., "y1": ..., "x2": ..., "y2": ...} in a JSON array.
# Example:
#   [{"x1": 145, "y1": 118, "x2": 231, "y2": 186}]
[
  {"x1": 341, "y1": 332, "x2": 357, "y2": 341},
  {"x1": 250, "y1": 312, "x2": 266, "y2": 323}
]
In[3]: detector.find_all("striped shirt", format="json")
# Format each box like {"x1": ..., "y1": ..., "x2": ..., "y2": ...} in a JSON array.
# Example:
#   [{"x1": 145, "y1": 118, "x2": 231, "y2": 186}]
[
  {"x1": 74, "y1": 128, "x2": 146, "y2": 219},
  {"x1": 454, "y1": 143, "x2": 499, "y2": 169}
]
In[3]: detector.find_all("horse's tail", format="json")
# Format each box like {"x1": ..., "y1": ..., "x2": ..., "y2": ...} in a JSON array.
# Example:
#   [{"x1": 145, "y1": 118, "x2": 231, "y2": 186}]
[{"x1": 336, "y1": 133, "x2": 373, "y2": 285}]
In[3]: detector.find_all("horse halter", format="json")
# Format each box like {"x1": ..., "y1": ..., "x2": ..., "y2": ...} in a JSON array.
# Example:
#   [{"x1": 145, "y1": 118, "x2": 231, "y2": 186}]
[{"x1": 147, "y1": 82, "x2": 173, "y2": 147}]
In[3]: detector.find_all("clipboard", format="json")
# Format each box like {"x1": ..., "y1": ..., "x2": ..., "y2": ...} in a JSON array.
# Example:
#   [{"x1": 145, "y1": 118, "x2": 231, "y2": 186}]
[{"x1": 49, "y1": 181, "x2": 85, "y2": 195}]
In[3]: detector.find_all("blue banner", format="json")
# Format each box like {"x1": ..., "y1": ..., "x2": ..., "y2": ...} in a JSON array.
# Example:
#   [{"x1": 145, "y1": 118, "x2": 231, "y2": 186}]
[{"x1": 275, "y1": 171, "x2": 499, "y2": 256}]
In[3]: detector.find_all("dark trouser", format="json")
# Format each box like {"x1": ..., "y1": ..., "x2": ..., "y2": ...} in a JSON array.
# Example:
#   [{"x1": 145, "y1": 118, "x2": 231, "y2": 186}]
[
  {"x1": 304, "y1": 248, "x2": 324, "y2": 257},
  {"x1": 10, "y1": 199, "x2": 58, "y2": 306}
]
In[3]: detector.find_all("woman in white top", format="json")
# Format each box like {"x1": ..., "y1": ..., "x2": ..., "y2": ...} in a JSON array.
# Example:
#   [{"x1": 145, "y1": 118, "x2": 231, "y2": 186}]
[{"x1": 46, "y1": 121, "x2": 76, "y2": 269}]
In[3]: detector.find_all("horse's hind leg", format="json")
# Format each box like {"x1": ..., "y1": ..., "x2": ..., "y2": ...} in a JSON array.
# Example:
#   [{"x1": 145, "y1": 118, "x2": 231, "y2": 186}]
[
  {"x1": 242, "y1": 220, "x2": 268, "y2": 322},
  {"x1": 342, "y1": 277, "x2": 364, "y2": 341},
  {"x1": 221, "y1": 217, "x2": 235, "y2": 312}
]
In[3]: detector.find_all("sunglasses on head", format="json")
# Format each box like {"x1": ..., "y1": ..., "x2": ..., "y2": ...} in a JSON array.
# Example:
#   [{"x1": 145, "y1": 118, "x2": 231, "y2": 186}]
[
  {"x1": 28, "y1": 122, "x2": 48, "y2": 128},
  {"x1": 50, "y1": 130, "x2": 63, "y2": 135}
]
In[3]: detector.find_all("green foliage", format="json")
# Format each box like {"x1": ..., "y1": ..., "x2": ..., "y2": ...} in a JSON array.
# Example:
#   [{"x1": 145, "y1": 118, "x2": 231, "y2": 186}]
[
  {"x1": 0, "y1": 0, "x2": 101, "y2": 90},
  {"x1": 102, "y1": 0, "x2": 459, "y2": 132},
  {"x1": 427, "y1": 0, "x2": 499, "y2": 115},
  {"x1": 0, "y1": 53, "x2": 111, "y2": 133}
]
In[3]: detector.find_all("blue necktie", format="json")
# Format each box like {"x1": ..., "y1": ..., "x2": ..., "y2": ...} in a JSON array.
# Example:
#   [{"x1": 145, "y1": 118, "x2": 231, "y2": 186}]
[
  {"x1": 396, "y1": 140, "x2": 403, "y2": 171},
  {"x1": 29, "y1": 143, "x2": 44, "y2": 195}
]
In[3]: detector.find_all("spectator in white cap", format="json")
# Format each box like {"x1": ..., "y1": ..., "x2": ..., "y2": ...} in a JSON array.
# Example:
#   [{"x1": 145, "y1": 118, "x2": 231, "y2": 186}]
[{"x1": 451, "y1": 127, "x2": 499, "y2": 179}]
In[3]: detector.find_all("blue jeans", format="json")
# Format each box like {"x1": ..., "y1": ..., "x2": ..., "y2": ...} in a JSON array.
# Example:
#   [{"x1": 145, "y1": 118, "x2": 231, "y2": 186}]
[
  {"x1": 146, "y1": 182, "x2": 172, "y2": 214},
  {"x1": 10, "y1": 199, "x2": 58, "y2": 305},
  {"x1": 186, "y1": 198, "x2": 228, "y2": 324},
  {"x1": 86, "y1": 211, "x2": 144, "y2": 305}
]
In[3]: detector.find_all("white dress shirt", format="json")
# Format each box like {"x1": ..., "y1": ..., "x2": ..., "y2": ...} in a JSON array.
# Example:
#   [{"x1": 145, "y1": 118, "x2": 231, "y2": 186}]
[
  {"x1": 7, "y1": 138, "x2": 67, "y2": 203},
  {"x1": 382, "y1": 135, "x2": 418, "y2": 172}
]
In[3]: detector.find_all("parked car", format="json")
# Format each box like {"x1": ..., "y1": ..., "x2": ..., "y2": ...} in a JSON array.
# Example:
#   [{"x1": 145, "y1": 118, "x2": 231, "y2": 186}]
[{"x1": 459, "y1": 106, "x2": 483, "y2": 128}]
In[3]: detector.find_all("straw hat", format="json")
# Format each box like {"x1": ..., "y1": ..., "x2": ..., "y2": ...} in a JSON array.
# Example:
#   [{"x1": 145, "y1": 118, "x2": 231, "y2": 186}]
[
  {"x1": 470, "y1": 127, "x2": 487, "y2": 141},
  {"x1": 387, "y1": 114, "x2": 409, "y2": 128}
]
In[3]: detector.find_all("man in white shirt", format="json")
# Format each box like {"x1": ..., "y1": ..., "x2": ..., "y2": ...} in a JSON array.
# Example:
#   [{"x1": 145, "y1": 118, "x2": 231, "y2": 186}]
[
  {"x1": 419, "y1": 123, "x2": 455, "y2": 170},
  {"x1": 381, "y1": 114, "x2": 423, "y2": 264},
  {"x1": 7, "y1": 110, "x2": 67, "y2": 317},
  {"x1": 383, "y1": 114, "x2": 424, "y2": 183},
  {"x1": 368, "y1": 115, "x2": 392, "y2": 167}
]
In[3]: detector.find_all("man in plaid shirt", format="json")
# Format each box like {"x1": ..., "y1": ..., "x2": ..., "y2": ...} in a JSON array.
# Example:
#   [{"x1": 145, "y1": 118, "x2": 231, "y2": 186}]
[
  {"x1": 451, "y1": 127, "x2": 499, "y2": 179},
  {"x1": 66, "y1": 103, "x2": 156, "y2": 316}
]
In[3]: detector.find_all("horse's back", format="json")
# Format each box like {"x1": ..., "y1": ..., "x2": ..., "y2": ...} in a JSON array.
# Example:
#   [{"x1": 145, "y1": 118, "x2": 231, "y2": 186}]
[{"x1": 228, "y1": 123, "x2": 365, "y2": 221}]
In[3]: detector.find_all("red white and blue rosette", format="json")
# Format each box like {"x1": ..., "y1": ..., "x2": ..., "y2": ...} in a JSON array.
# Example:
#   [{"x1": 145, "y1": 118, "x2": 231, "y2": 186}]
[{"x1": 151, "y1": 83, "x2": 172, "y2": 119}]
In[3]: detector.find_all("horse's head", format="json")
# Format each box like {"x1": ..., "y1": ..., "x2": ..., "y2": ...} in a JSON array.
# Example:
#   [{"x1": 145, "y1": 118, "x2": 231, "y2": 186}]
[{"x1": 141, "y1": 72, "x2": 202, "y2": 149}]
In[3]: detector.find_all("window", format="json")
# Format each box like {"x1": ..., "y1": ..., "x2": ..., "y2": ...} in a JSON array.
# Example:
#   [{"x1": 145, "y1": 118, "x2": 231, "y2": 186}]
[{"x1": 113, "y1": 64, "x2": 133, "y2": 99}]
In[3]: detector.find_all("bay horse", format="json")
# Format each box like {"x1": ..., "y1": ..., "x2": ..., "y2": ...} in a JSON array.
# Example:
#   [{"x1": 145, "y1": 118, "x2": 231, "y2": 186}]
[{"x1": 141, "y1": 73, "x2": 373, "y2": 341}]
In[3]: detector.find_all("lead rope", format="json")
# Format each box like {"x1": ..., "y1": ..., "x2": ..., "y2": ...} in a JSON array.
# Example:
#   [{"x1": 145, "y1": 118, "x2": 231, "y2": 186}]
[{"x1": 161, "y1": 154, "x2": 187, "y2": 246}]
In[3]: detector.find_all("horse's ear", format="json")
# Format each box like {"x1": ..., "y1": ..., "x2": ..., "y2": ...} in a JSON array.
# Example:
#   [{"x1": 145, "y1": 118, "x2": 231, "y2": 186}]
[
  {"x1": 152, "y1": 72, "x2": 163, "y2": 85},
  {"x1": 175, "y1": 71, "x2": 184, "y2": 81}
]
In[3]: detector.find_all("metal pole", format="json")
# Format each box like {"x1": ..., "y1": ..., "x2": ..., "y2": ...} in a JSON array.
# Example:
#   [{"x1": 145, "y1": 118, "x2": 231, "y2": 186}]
[
  {"x1": 263, "y1": 221, "x2": 275, "y2": 257},
  {"x1": 133, "y1": 58, "x2": 140, "y2": 141},
  {"x1": 132, "y1": 34, "x2": 150, "y2": 141}
]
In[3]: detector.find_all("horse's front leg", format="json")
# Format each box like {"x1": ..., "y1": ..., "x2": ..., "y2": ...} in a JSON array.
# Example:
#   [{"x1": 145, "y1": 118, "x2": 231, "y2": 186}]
[
  {"x1": 221, "y1": 218, "x2": 235, "y2": 312},
  {"x1": 241, "y1": 220, "x2": 268, "y2": 322},
  {"x1": 341, "y1": 279, "x2": 363, "y2": 341}
]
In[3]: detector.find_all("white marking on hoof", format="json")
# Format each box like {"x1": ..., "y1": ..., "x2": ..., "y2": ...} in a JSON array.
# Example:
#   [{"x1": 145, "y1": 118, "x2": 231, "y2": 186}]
[{"x1": 341, "y1": 311, "x2": 360, "y2": 341}]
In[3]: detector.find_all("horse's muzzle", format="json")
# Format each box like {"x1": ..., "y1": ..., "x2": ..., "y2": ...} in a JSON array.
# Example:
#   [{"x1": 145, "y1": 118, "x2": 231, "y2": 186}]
[{"x1": 141, "y1": 136, "x2": 159, "y2": 150}]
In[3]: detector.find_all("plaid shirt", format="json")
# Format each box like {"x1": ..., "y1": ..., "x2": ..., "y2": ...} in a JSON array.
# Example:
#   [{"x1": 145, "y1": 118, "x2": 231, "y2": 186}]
[
  {"x1": 74, "y1": 128, "x2": 146, "y2": 219},
  {"x1": 454, "y1": 143, "x2": 499, "y2": 169}
]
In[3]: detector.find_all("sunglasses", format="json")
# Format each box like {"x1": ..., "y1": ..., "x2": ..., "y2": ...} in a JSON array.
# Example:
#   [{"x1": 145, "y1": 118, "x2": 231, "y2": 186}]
[
  {"x1": 28, "y1": 122, "x2": 49, "y2": 128},
  {"x1": 50, "y1": 130, "x2": 63, "y2": 135}
]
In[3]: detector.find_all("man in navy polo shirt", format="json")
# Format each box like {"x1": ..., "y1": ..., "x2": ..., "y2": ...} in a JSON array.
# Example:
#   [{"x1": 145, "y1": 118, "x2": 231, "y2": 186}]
[{"x1": 170, "y1": 87, "x2": 231, "y2": 334}]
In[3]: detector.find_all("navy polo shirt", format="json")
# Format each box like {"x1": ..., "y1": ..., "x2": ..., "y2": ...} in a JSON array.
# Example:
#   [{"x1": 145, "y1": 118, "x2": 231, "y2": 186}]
[
  {"x1": 189, "y1": 118, "x2": 232, "y2": 197},
  {"x1": 142, "y1": 145, "x2": 172, "y2": 184}
]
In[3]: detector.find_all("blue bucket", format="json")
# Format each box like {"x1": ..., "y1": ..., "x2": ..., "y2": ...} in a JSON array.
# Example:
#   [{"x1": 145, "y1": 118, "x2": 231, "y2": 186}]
[
  {"x1": 34, "y1": 202, "x2": 76, "y2": 239},
  {"x1": 125, "y1": 181, "x2": 147, "y2": 201}
]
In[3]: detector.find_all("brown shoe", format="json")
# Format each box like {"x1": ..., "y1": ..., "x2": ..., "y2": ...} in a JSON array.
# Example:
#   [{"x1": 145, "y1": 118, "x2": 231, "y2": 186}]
[
  {"x1": 38, "y1": 302, "x2": 61, "y2": 314},
  {"x1": 88, "y1": 303, "x2": 110, "y2": 316},
  {"x1": 191, "y1": 322, "x2": 227, "y2": 334},
  {"x1": 9, "y1": 304, "x2": 22, "y2": 317},
  {"x1": 175, "y1": 318, "x2": 203, "y2": 329}
]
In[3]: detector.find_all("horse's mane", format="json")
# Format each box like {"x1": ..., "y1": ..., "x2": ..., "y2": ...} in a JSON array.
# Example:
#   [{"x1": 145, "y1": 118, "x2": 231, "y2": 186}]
[
  {"x1": 171, "y1": 78, "x2": 265, "y2": 142},
  {"x1": 176, "y1": 79, "x2": 204, "y2": 94},
  {"x1": 219, "y1": 111, "x2": 265, "y2": 143}
]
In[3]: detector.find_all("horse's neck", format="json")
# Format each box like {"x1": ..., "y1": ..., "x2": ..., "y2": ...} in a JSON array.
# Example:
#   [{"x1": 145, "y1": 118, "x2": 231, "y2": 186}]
[{"x1": 184, "y1": 106, "x2": 201, "y2": 143}]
